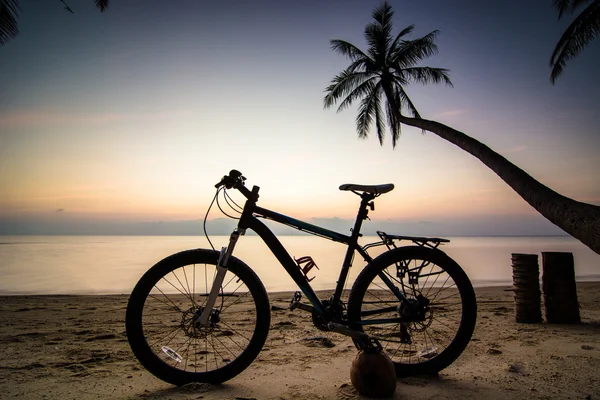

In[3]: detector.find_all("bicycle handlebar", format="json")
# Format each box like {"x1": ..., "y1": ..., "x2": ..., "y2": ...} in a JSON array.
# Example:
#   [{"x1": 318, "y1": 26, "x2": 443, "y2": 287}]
[
  {"x1": 215, "y1": 169, "x2": 244, "y2": 189},
  {"x1": 215, "y1": 170, "x2": 259, "y2": 202}
]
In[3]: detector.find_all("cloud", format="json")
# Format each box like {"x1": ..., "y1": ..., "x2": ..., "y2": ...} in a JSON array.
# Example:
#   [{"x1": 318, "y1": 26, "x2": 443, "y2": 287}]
[
  {"x1": 505, "y1": 145, "x2": 527, "y2": 153},
  {"x1": 0, "y1": 110, "x2": 124, "y2": 128},
  {"x1": 0, "y1": 109, "x2": 192, "y2": 129},
  {"x1": 55, "y1": 209, "x2": 65, "y2": 213},
  {"x1": 434, "y1": 109, "x2": 467, "y2": 118}
]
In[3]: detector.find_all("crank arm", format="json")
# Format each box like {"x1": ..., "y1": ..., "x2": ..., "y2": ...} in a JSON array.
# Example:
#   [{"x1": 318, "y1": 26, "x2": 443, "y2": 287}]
[{"x1": 327, "y1": 322, "x2": 383, "y2": 350}]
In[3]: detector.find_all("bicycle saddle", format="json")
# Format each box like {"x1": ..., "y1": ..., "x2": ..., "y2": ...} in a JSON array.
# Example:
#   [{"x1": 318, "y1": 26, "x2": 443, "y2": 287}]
[{"x1": 339, "y1": 183, "x2": 395, "y2": 195}]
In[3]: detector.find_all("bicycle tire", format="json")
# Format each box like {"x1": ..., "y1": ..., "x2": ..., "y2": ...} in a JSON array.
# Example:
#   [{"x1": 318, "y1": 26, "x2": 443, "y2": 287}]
[
  {"x1": 347, "y1": 246, "x2": 476, "y2": 376},
  {"x1": 126, "y1": 249, "x2": 270, "y2": 385}
]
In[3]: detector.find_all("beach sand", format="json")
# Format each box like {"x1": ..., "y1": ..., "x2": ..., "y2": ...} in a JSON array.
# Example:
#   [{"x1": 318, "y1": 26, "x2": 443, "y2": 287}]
[{"x1": 1, "y1": 283, "x2": 599, "y2": 399}]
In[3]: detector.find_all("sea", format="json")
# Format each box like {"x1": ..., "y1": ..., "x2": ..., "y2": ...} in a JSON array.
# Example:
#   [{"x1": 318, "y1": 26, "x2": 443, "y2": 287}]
[{"x1": 0, "y1": 235, "x2": 598, "y2": 295}]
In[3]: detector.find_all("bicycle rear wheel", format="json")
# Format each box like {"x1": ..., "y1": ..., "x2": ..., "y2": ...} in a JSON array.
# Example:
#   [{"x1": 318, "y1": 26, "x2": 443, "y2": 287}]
[
  {"x1": 348, "y1": 246, "x2": 476, "y2": 376},
  {"x1": 126, "y1": 249, "x2": 270, "y2": 385}
]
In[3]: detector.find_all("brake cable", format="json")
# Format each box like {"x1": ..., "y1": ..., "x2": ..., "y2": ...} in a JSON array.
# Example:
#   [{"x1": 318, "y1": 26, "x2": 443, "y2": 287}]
[
  {"x1": 216, "y1": 189, "x2": 241, "y2": 220},
  {"x1": 203, "y1": 187, "x2": 221, "y2": 251}
]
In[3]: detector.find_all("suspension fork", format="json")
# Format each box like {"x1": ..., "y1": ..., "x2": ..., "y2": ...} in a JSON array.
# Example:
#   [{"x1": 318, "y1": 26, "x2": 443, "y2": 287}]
[{"x1": 196, "y1": 228, "x2": 244, "y2": 326}]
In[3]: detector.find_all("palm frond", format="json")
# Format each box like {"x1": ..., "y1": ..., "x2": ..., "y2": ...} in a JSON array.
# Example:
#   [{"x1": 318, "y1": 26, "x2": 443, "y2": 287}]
[
  {"x1": 345, "y1": 58, "x2": 372, "y2": 73},
  {"x1": 555, "y1": 0, "x2": 573, "y2": 18},
  {"x1": 550, "y1": 0, "x2": 600, "y2": 83},
  {"x1": 364, "y1": 23, "x2": 386, "y2": 64},
  {"x1": 60, "y1": 0, "x2": 74, "y2": 14},
  {"x1": 391, "y1": 30, "x2": 440, "y2": 68},
  {"x1": 356, "y1": 86, "x2": 382, "y2": 140},
  {"x1": 0, "y1": 0, "x2": 20, "y2": 46},
  {"x1": 95, "y1": 0, "x2": 109, "y2": 12},
  {"x1": 395, "y1": 85, "x2": 421, "y2": 119},
  {"x1": 336, "y1": 77, "x2": 378, "y2": 113},
  {"x1": 365, "y1": 1, "x2": 394, "y2": 64},
  {"x1": 554, "y1": 0, "x2": 594, "y2": 18},
  {"x1": 385, "y1": 97, "x2": 401, "y2": 147},
  {"x1": 371, "y1": 0, "x2": 394, "y2": 44},
  {"x1": 388, "y1": 24, "x2": 414, "y2": 57},
  {"x1": 397, "y1": 86, "x2": 427, "y2": 137},
  {"x1": 374, "y1": 85, "x2": 386, "y2": 144},
  {"x1": 323, "y1": 70, "x2": 373, "y2": 109},
  {"x1": 330, "y1": 39, "x2": 372, "y2": 62},
  {"x1": 399, "y1": 67, "x2": 453, "y2": 87}
]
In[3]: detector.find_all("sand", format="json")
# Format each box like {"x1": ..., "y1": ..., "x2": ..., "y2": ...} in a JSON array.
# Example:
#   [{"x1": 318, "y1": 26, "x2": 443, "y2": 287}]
[{"x1": 1, "y1": 283, "x2": 599, "y2": 399}]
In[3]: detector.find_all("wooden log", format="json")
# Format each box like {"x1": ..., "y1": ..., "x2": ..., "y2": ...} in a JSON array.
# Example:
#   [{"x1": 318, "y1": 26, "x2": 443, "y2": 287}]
[
  {"x1": 542, "y1": 252, "x2": 580, "y2": 324},
  {"x1": 511, "y1": 253, "x2": 542, "y2": 323}
]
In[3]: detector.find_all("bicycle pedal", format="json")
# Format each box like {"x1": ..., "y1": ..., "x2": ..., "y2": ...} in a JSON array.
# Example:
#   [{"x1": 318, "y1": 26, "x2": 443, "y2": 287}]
[
  {"x1": 289, "y1": 291, "x2": 314, "y2": 312},
  {"x1": 289, "y1": 291, "x2": 302, "y2": 310}
]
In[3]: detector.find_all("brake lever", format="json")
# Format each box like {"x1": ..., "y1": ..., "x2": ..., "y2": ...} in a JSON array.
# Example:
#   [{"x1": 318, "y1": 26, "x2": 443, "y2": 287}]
[
  {"x1": 215, "y1": 176, "x2": 228, "y2": 189},
  {"x1": 215, "y1": 170, "x2": 246, "y2": 189},
  {"x1": 227, "y1": 171, "x2": 246, "y2": 189}
]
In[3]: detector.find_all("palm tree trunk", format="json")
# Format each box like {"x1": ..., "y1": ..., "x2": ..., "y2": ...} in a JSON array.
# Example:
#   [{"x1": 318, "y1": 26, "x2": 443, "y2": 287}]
[{"x1": 397, "y1": 115, "x2": 600, "y2": 256}]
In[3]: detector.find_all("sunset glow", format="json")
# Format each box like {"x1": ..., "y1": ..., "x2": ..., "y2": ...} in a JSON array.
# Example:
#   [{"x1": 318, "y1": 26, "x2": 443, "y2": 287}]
[{"x1": 1, "y1": 0, "x2": 599, "y2": 236}]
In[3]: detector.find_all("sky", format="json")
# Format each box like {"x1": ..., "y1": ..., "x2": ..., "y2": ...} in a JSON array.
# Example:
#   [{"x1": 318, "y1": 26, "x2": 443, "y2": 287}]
[{"x1": 0, "y1": 0, "x2": 599, "y2": 236}]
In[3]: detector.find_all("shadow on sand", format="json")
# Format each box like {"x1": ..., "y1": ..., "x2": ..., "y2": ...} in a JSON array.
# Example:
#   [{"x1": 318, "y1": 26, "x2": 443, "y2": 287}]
[{"x1": 128, "y1": 382, "x2": 227, "y2": 399}]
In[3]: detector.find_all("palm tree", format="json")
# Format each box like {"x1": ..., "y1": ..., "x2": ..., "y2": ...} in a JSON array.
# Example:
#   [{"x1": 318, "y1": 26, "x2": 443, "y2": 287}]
[
  {"x1": 0, "y1": 0, "x2": 108, "y2": 46},
  {"x1": 324, "y1": 1, "x2": 600, "y2": 255},
  {"x1": 0, "y1": 0, "x2": 19, "y2": 45},
  {"x1": 550, "y1": 0, "x2": 600, "y2": 83}
]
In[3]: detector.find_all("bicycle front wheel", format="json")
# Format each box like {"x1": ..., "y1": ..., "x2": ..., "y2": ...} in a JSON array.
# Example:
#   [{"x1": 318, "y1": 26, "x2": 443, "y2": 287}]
[
  {"x1": 126, "y1": 249, "x2": 271, "y2": 385},
  {"x1": 348, "y1": 246, "x2": 476, "y2": 376}
]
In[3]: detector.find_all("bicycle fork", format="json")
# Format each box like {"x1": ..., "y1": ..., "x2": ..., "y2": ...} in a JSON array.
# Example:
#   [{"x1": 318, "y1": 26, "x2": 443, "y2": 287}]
[{"x1": 196, "y1": 228, "x2": 244, "y2": 326}]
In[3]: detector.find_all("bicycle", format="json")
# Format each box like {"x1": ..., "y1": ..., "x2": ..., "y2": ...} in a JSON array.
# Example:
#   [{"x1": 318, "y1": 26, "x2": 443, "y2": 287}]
[{"x1": 125, "y1": 170, "x2": 477, "y2": 386}]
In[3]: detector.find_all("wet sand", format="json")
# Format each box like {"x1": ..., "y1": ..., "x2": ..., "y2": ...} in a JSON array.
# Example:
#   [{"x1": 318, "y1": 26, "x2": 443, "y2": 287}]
[{"x1": 1, "y1": 283, "x2": 599, "y2": 399}]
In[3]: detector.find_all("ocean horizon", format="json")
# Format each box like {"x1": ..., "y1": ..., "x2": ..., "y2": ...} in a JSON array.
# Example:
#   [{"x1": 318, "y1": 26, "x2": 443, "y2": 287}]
[{"x1": 0, "y1": 235, "x2": 598, "y2": 296}]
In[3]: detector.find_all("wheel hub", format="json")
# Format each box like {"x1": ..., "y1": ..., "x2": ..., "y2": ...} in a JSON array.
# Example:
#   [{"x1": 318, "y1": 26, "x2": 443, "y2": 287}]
[
  {"x1": 397, "y1": 295, "x2": 433, "y2": 332},
  {"x1": 181, "y1": 306, "x2": 220, "y2": 338}
]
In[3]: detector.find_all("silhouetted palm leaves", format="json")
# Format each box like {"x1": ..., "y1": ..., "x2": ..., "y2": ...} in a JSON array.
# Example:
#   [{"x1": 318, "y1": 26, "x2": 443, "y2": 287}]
[
  {"x1": 0, "y1": 0, "x2": 109, "y2": 46},
  {"x1": 550, "y1": 0, "x2": 599, "y2": 83},
  {"x1": 325, "y1": 1, "x2": 600, "y2": 256},
  {"x1": 0, "y1": 0, "x2": 19, "y2": 45},
  {"x1": 323, "y1": 1, "x2": 451, "y2": 147},
  {"x1": 95, "y1": 0, "x2": 109, "y2": 13}
]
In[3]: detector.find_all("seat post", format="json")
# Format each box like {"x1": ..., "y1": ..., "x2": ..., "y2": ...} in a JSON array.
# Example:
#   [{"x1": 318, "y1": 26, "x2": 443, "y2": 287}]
[
  {"x1": 350, "y1": 193, "x2": 375, "y2": 240},
  {"x1": 332, "y1": 192, "x2": 375, "y2": 304}
]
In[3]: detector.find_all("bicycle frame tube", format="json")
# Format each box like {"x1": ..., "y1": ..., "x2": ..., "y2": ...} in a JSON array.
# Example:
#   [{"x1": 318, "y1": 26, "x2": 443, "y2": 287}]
[
  {"x1": 234, "y1": 195, "x2": 375, "y2": 314},
  {"x1": 198, "y1": 228, "x2": 244, "y2": 325},
  {"x1": 255, "y1": 207, "x2": 351, "y2": 243},
  {"x1": 256, "y1": 205, "x2": 374, "y2": 306},
  {"x1": 244, "y1": 216, "x2": 326, "y2": 313}
]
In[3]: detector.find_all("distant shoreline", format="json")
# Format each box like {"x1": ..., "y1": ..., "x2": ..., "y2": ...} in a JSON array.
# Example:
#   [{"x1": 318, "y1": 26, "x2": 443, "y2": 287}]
[
  {"x1": 3, "y1": 279, "x2": 600, "y2": 297},
  {"x1": 1, "y1": 235, "x2": 596, "y2": 297}
]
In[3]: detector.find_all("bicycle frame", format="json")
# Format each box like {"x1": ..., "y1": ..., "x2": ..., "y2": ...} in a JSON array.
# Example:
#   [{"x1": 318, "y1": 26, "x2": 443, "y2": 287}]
[
  {"x1": 207, "y1": 184, "x2": 409, "y2": 324},
  {"x1": 244, "y1": 207, "x2": 367, "y2": 316}
]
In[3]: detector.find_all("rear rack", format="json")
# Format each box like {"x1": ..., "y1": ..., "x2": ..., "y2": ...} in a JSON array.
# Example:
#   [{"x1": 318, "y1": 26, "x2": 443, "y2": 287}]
[{"x1": 362, "y1": 230, "x2": 450, "y2": 252}]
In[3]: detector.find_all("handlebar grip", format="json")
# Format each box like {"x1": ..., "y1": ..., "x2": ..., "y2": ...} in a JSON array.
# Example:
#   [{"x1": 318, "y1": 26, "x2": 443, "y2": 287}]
[
  {"x1": 229, "y1": 169, "x2": 242, "y2": 179},
  {"x1": 215, "y1": 176, "x2": 227, "y2": 188},
  {"x1": 215, "y1": 169, "x2": 245, "y2": 189},
  {"x1": 214, "y1": 170, "x2": 259, "y2": 201}
]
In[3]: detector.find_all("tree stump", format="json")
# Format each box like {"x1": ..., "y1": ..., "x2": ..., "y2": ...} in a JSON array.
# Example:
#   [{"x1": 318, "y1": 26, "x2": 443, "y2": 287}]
[
  {"x1": 350, "y1": 348, "x2": 396, "y2": 398},
  {"x1": 542, "y1": 252, "x2": 580, "y2": 324},
  {"x1": 511, "y1": 253, "x2": 542, "y2": 323}
]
